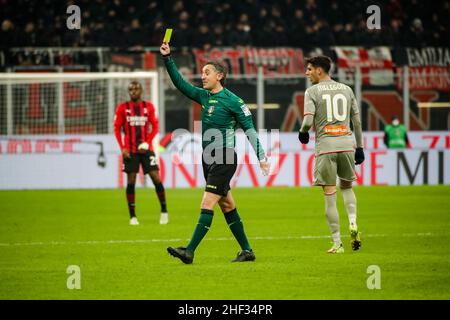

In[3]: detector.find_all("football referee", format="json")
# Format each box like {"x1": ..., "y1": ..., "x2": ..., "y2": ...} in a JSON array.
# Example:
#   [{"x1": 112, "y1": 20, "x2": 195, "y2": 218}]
[{"x1": 160, "y1": 41, "x2": 270, "y2": 264}]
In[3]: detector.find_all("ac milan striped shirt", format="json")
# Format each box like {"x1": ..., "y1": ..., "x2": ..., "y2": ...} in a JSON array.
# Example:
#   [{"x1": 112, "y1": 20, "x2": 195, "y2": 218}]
[{"x1": 114, "y1": 100, "x2": 158, "y2": 153}]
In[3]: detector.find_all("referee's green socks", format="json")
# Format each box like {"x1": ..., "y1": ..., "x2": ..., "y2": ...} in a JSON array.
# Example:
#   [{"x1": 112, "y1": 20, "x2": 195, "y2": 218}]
[
  {"x1": 224, "y1": 209, "x2": 252, "y2": 252},
  {"x1": 186, "y1": 209, "x2": 214, "y2": 253}
]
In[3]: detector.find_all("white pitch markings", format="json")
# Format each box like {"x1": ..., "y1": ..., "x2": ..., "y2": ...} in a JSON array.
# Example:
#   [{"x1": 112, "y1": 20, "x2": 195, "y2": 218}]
[{"x1": 0, "y1": 232, "x2": 438, "y2": 247}]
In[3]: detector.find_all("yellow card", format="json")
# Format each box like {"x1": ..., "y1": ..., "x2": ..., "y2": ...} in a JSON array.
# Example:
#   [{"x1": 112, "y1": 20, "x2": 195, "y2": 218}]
[{"x1": 163, "y1": 28, "x2": 173, "y2": 43}]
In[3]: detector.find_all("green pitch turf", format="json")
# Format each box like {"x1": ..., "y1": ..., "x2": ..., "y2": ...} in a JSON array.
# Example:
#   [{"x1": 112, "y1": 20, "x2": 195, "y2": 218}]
[{"x1": 0, "y1": 186, "x2": 449, "y2": 300}]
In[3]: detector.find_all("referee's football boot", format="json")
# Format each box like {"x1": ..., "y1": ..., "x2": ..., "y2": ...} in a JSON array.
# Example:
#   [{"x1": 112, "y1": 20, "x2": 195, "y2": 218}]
[
  {"x1": 231, "y1": 250, "x2": 256, "y2": 262},
  {"x1": 350, "y1": 225, "x2": 361, "y2": 251},
  {"x1": 167, "y1": 247, "x2": 194, "y2": 264}
]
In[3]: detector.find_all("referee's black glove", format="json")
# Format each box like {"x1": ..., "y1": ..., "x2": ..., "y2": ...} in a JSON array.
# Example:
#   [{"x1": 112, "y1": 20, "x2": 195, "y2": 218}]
[
  {"x1": 355, "y1": 147, "x2": 365, "y2": 165},
  {"x1": 298, "y1": 131, "x2": 309, "y2": 144}
]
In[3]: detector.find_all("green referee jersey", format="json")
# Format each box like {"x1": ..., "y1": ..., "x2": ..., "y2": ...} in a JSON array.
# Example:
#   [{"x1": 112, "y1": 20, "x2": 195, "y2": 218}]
[{"x1": 164, "y1": 57, "x2": 266, "y2": 160}]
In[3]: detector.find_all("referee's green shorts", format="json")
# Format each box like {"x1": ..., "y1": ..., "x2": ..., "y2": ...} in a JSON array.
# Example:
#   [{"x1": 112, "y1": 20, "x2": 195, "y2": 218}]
[{"x1": 313, "y1": 151, "x2": 356, "y2": 186}]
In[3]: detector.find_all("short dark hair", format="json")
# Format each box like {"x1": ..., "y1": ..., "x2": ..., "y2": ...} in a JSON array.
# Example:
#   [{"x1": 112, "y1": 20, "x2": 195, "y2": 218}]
[
  {"x1": 205, "y1": 61, "x2": 227, "y2": 86},
  {"x1": 129, "y1": 80, "x2": 142, "y2": 89},
  {"x1": 305, "y1": 55, "x2": 333, "y2": 74}
]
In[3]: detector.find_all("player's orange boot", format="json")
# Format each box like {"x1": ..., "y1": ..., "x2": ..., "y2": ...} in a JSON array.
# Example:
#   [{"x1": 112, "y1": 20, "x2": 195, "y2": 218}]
[{"x1": 327, "y1": 243, "x2": 344, "y2": 253}]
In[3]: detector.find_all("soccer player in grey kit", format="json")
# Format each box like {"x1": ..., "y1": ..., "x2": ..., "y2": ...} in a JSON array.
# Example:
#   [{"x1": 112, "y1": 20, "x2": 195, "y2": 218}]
[{"x1": 298, "y1": 56, "x2": 365, "y2": 253}]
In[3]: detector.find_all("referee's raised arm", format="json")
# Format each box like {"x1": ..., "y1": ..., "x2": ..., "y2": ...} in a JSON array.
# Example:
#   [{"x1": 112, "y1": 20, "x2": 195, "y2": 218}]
[{"x1": 160, "y1": 42, "x2": 205, "y2": 104}]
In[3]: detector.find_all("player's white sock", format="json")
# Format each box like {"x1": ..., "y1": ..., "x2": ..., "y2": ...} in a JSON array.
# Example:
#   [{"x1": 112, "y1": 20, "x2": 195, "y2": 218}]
[
  {"x1": 324, "y1": 192, "x2": 341, "y2": 246},
  {"x1": 341, "y1": 188, "x2": 357, "y2": 227}
]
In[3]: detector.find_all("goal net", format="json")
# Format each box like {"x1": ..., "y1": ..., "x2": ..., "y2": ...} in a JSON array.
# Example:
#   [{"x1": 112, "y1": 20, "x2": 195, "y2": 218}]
[
  {"x1": 0, "y1": 72, "x2": 159, "y2": 136},
  {"x1": 0, "y1": 72, "x2": 163, "y2": 189}
]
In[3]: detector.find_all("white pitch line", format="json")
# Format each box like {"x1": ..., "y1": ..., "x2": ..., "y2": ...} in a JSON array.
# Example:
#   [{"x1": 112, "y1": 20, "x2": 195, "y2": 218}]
[{"x1": 0, "y1": 232, "x2": 436, "y2": 247}]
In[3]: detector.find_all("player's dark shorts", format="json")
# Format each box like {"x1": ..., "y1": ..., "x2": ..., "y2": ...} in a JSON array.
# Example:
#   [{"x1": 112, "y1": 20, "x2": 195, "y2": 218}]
[
  {"x1": 123, "y1": 150, "x2": 159, "y2": 174},
  {"x1": 202, "y1": 148, "x2": 237, "y2": 197}
]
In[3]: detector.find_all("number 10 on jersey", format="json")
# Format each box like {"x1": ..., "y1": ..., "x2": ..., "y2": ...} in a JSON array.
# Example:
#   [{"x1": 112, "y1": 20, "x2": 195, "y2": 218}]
[{"x1": 322, "y1": 93, "x2": 348, "y2": 122}]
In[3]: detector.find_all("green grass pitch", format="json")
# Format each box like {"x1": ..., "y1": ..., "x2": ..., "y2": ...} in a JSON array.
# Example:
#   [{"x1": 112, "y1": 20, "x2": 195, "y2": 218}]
[{"x1": 0, "y1": 186, "x2": 449, "y2": 300}]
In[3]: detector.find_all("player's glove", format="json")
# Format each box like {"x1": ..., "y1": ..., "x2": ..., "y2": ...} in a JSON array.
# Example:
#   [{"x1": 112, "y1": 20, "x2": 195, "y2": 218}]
[
  {"x1": 355, "y1": 147, "x2": 365, "y2": 165},
  {"x1": 298, "y1": 131, "x2": 309, "y2": 144}
]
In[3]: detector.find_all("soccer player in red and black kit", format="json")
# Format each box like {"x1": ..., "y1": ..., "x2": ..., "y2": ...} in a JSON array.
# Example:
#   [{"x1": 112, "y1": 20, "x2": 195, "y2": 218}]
[{"x1": 114, "y1": 81, "x2": 168, "y2": 225}]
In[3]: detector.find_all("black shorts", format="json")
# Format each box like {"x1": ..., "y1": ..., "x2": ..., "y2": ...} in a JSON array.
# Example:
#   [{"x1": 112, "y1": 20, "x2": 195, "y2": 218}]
[
  {"x1": 202, "y1": 148, "x2": 237, "y2": 197},
  {"x1": 123, "y1": 151, "x2": 159, "y2": 174}
]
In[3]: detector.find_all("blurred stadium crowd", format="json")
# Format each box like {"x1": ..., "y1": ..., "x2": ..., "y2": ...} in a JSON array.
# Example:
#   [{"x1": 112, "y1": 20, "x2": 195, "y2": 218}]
[{"x1": 1, "y1": 0, "x2": 449, "y2": 50}]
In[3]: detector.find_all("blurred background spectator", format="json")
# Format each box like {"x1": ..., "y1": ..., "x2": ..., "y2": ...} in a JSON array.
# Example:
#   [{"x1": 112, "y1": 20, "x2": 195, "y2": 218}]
[{"x1": 1, "y1": 0, "x2": 449, "y2": 49}]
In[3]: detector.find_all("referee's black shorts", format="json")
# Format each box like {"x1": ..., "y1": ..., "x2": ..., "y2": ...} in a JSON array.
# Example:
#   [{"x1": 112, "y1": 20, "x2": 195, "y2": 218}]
[
  {"x1": 202, "y1": 148, "x2": 237, "y2": 197},
  {"x1": 123, "y1": 150, "x2": 159, "y2": 174}
]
